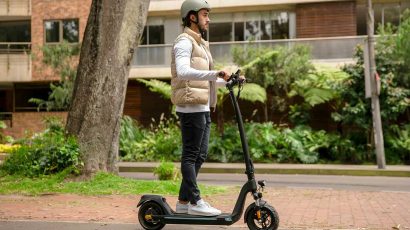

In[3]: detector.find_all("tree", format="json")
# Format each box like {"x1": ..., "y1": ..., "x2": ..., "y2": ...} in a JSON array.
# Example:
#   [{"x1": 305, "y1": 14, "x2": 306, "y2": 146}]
[{"x1": 66, "y1": 0, "x2": 150, "y2": 176}]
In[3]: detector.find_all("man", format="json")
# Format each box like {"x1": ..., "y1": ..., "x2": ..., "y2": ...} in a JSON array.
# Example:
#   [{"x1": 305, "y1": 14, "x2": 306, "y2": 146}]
[{"x1": 171, "y1": 0, "x2": 232, "y2": 216}]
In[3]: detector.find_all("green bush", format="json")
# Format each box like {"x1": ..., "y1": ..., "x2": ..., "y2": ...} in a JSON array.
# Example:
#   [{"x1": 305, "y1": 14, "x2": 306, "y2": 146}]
[
  {"x1": 153, "y1": 161, "x2": 181, "y2": 181},
  {"x1": 120, "y1": 116, "x2": 181, "y2": 162},
  {"x1": 119, "y1": 116, "x2": 146, "y2": 157},
  {"x1": 386, "y1": 124, "x2": 410, "y2": 164},
  {"x1": 118, "y1": 116, "x2": 409, "y2": 164},
  {"x1": 0, "y1": 118, "x2": 82, "y2": 176}
]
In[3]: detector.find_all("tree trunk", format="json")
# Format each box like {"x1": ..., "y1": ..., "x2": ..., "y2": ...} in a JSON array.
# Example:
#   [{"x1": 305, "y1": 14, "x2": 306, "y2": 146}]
[{"x1": 66, "y1": 0, "x2": 150, "y2": 176}]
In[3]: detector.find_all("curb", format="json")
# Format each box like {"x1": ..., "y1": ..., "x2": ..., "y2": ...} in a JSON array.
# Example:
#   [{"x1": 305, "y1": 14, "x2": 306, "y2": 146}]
[{"x1": 118, "y1": 162, "x2": 410, "y2": 177}]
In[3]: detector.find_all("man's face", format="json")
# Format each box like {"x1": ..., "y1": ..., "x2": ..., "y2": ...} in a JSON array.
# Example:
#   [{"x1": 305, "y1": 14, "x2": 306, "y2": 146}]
[{"x1": 197, "y1": 9, "x2": 210, "y2": 32}]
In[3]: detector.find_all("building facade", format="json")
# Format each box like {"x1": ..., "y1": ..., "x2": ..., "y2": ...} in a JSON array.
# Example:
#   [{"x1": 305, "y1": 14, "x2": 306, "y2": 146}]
[{"x1": 0, "y1": 0, "x2": 409, "y2": 137}]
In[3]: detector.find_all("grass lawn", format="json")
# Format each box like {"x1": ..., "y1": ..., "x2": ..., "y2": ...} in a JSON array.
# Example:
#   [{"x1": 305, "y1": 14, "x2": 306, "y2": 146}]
[{"x1": 0, "y1": 170, "x2": 229, "y2": 196}]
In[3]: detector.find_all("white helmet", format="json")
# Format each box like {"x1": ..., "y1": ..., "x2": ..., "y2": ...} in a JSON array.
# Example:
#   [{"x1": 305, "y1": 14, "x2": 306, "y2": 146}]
[{"x1": 180, "y1": 0, "x2": 211, "y2": 21}]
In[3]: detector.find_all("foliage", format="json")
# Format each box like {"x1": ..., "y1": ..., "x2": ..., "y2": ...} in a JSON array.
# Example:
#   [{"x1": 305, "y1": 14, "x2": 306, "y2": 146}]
[
  {"x1": 153, "y1": 161, "x2": 181, "y2": 181},
  {"x1": 336, "y1": 28, "x2": 410, "y2": 130},
  {"x1": 208, "y1": 123, "x2": 243, "y2": 163},
  {"x1": 0, "y1": 170, "x2": 227, "y2": 196},
  {"x1": 288, "y1": 65, "x2": 349, "y2": 125},
  {"x1": 235, "y1": 45, "x2": 314, "y2": 119},
  {"x1": 289, "y1": 65, "x2": 349, "y2": 107},
  {"x1": 327, "y1": 15, "x2": 410, "y2": 164},
  {"x1": 385, "y1": 124, "x2": 410, "y2": 164},
  {"x1": 29, "y1": 41, "x2": 80, "y2": 111},
  {"x1": 137, "y1": 79, "x2": 171, "y2": 99},
  {"x1": 216, "y1": 82, "x2": 267, "y2": 134},
  {"x1": 384, "y1": 10, "x2": 410, "y2": 88},
  {"x1": 0, "y1": 144, "x2": 20, "y2": 153},
  {"x1": 231, "y1": 44, "x2": 270, "y2": 67},
  {"x1": 120, "y1": 115, "x2": 181, "y2": 162},
  {"x1": 119, "y1": 117, "x2": 383, "y2": 164},
  {"x1": 0, "y1": 118, "x2": 83, "y2": 176},
  {"x1": 119, "y1": 116, "x2": 146, "y2": 157},
  {"x1": 136, "y1": 78, "x2": 267, "y2": 135},
  {"x1": 232, "y1": 83, "x2": 266, "y2": 104}
]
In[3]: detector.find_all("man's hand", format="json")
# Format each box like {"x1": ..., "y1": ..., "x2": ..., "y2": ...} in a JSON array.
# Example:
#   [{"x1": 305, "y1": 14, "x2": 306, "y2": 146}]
[
  {"x1": 218, "y1": 70, "x2": 231, "y2": 82},
  {"x1": 239, "y1": 75, "x2": 246, "y2": 83}
]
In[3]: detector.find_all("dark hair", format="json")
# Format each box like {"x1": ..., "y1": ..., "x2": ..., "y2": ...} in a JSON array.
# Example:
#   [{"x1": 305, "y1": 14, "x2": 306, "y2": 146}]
[{"x1": 182, "y1": 11, "x2": 197, "y2": 27}]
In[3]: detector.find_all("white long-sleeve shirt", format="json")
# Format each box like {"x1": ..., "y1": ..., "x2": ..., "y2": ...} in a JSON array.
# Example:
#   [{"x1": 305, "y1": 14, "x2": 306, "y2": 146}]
[{"x1": 174, "y1": 37, "x2": 226, "y2": 113}]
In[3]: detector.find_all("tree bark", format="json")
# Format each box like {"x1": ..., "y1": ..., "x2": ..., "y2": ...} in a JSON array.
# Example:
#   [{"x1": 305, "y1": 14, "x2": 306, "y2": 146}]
[{"x1": 66, "y1": 0, "x2": 150, "y2": 176}]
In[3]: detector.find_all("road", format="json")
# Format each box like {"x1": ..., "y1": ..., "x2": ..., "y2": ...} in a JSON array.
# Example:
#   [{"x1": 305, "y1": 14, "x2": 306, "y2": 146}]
[{"x1": 120, "y1": 172, "x2": 410, "y2": 192}]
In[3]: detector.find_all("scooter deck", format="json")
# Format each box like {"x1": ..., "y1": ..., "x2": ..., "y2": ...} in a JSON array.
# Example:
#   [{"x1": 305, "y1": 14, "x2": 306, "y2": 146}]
[{"x1": 157, "y1": 212, "x2": 235, "y2": 225}]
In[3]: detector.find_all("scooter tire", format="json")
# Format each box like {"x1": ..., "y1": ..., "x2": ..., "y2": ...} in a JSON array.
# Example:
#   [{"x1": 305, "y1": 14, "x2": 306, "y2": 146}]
[
  {"x1": 245, "y1": 203, "x2": 279, "y2": 230},
  {"x1": 138, "y1": 201, "x2": 166, "y2": 230}
]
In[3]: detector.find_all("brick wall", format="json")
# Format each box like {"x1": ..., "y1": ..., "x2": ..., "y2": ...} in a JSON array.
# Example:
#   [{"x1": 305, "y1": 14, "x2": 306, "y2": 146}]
[
  {"x1": 3, "y1": 112, "x2": 68, "y2": 138},
  {"x1": 31, "y1": 0, "x2": 92, "y2": 81},
  {"x1": 296, "y1": 1, "x2": 357, "y2": 38}
]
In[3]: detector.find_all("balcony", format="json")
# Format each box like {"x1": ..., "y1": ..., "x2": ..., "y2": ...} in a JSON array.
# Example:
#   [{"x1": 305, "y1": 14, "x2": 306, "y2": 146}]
[
  {"x1": 132, "y1": 36, "x2": 366, "y2": 72},
  {"x1": 0, "y1": 42, "x2": 31, "y2": 82},
  {"x1": 0, "y1": 0, "x2": 31, "y2": 17}
]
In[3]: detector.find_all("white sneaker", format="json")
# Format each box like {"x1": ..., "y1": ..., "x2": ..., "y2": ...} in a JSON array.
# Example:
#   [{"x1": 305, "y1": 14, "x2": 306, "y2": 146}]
[
  {"x1": 175, "y1": 201, "x2": 188, "y2": 214},
  {"x1": 188, "y1": 199, "x2": 221, "y2": 216}
]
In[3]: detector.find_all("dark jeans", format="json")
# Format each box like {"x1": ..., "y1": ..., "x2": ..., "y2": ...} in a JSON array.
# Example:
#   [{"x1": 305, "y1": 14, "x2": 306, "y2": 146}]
[{"x1": 177, "y1": 112, "x2": 211, "y2": 205}]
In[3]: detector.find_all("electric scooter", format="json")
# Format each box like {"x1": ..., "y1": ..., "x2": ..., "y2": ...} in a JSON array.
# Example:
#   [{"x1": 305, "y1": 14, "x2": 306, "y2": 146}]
[{"x1": 137, "y1": 70, "x2": 279, "y2": 230}]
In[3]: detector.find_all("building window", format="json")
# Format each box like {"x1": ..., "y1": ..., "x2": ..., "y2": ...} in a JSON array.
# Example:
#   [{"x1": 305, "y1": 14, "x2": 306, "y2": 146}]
[
  {"x1": 0, "y1": 20, "x2": 31, "y2": 42},
  {"x1": 140, "y1": 25, "x2": 165, "y2": 45},
  {"x1": 140, "y1": 18, "x2": 165, "y2": 45},
  {"x1": 0, "y1": 20, "x2": 31, "y2": 52},
  {"x1": 357, "y1": 3, "x2": 410, "y2": 35},
  {"x1": 209, "y1": 22, "x2": 232, "y2": 42},
  {"x1": 45, "y1": 19, "x2": 79, "y2": 43},
  {"x1": 207, "y1": 11, "x2": 290, "y2": 42}
]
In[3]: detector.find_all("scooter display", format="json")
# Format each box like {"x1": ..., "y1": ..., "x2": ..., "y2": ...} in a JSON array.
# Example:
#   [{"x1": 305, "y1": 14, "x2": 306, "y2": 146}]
[{"x1": 137, "y1": 70, "x2": 279, "y2": 230}]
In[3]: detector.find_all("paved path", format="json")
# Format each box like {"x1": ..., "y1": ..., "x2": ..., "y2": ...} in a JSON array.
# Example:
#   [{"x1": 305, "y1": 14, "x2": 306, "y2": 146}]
[
  {"x1": 0, "y1": 220, "x2": 239, "y2": 230},
  {"x1": 1, "y1": 185, "x2": 409, "y2": 229}
]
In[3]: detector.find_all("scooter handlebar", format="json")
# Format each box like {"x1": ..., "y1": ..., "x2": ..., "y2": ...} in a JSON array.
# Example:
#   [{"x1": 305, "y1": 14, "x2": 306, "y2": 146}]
[{"x1": 226, "y1": 69, "x2": 244, "y2": 89}]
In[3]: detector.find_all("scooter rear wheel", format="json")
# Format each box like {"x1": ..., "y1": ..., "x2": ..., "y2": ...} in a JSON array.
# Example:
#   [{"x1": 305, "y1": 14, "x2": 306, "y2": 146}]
[
  {"x1": 245, "y1": 203, "x2": 279, "y2": 230},
  {"x1": 138, "y1": 201, "x2": 166, "y2": 230}
]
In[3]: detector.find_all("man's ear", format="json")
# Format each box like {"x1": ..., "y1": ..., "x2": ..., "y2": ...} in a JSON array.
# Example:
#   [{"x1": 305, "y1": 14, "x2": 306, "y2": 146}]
[{"x1": 190, "y1": 14, "x2": 197, "y2": 22}]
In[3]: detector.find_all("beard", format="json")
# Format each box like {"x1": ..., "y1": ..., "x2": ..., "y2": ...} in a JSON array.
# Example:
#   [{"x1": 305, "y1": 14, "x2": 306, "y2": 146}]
[{"x1": 198, "y1": 21, "x2": 208, "y2": 39}]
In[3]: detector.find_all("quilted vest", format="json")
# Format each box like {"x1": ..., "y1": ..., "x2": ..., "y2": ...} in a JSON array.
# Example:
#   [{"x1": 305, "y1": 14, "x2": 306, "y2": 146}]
[{"x1": 170, "y1": 27, "x2": 216, "y2": 108}]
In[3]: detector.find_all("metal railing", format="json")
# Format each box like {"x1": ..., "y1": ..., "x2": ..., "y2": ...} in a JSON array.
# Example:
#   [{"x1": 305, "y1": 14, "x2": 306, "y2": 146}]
[
  {"x1": 132, "y1": 36, "x2": 367, "y2": 67},
  {"x1": 0, "y1": 0, "x2": 31, "y2": 16},
  {"x1": 0, "y1": 42, "x2": 31, "y2": 54}
]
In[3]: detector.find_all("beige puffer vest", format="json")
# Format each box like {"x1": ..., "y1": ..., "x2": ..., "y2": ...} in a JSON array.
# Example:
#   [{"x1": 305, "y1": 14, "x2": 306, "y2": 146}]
[{"x1": 171, "y1": 27, "x2": 216, "y2": 108}]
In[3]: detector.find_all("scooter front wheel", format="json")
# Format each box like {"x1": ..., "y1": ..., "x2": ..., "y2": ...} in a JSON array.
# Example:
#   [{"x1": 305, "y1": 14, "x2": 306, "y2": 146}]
[
  {"x1": 245, "y1": 203, "x2": 279, "y2": 230},
  {"x1": 138, "y1": 201, "x2": 166, "y2": 230}
]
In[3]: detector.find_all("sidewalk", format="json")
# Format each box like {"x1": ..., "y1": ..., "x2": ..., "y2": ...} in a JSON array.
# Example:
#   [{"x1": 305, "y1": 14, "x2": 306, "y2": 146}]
[
  {"x1": 119, "y1": 162, "x2": 410, "y2": 177},
  {"x1": 1, "y1": 159, "x2": 410, "y2": 229},
  {"x1": 1, "y1": 186, "x2": 409, "y2": 229}
]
